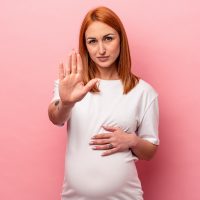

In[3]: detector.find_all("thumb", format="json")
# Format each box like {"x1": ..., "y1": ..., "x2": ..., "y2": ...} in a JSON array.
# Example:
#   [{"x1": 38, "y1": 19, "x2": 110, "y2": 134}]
[
  {"x1": 102, "y1": 125, "x2": 117, "y2": 132},
  {"x1": 83, "y1": 78, "x2": 99, "y2": 93}
]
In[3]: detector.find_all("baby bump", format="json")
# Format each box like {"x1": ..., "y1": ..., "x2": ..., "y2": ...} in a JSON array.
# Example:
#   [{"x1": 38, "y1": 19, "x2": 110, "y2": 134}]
[{"x1": 66, "y1": 151, "x2": 139, "y2": 198}]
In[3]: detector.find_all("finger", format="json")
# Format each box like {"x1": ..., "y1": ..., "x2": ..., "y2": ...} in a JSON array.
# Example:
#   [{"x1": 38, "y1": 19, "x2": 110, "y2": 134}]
[
  {"x1": 71, "y1": 50, "x2": 77, "y2": 74},
  {"x1": 59, "y1": 62, "x2": 65, "y2": 80},
  {"x1": 65, "y1": 53, "x2": 72, "y2": 76},
  {"x1": 92, "y1": 143, "x2": 114, "y2": 150},
  {"x1": 101, "y1": 147, "x2": 118, "y2": 156},
  {"x1": 83, "y1": 78, "x2": 99, "y2": 93},
  {"x1": 89, "y1": 138, "x2": 110, "y2": 145},
  {"x1": 77, "y1": 53, "x2": 83, "y2": 74},
  {"x1": 91, "y1": 133, "x2": 112, "y2": 139},
  {"x1": 102, "y1": 125, "x2": 118, "y2": 132}
]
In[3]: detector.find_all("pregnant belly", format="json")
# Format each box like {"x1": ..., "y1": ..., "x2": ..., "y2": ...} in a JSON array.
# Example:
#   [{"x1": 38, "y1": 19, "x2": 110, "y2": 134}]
[{"x1": 66, "y1": 150, "x2": 138, "y2": 198}]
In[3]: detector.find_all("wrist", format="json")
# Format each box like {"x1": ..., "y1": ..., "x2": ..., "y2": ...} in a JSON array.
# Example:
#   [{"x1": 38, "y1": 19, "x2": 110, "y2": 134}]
[
  {"x1": 129, "y1": 133, "x2": 140, "y2": 149},
  {"x1": 60, "y1": 100, "x2": 75, "y2": 109},
  {"x1": 61, "y1": 100, "x2": 74, "y2": 106},
  {"x1": 54, "y1": 100, "x2": 74, "y2": 111}
]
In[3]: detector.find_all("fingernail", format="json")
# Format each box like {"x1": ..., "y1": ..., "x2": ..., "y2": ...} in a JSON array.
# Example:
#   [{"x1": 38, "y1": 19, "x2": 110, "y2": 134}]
[
  {"x1": 92, "y1": 146, "x2": 96, "y2": 150},
  {"x1": 89, "y1": 140, "x2": 94, "y2": 145},
  {"x1": 96, "y1": 79, "x2": 100, "y2": 87}
]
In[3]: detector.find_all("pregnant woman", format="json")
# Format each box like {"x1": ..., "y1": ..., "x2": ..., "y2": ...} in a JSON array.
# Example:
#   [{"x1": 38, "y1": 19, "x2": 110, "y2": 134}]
[{"x1": 48, "y1": 6, "x2": 159, "y2": 200}]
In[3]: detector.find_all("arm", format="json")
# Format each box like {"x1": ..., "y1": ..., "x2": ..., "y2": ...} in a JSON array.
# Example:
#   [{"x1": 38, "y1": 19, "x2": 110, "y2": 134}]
[
  {"x1": 129, "y1": 134, "x2": 158, "y2": 161},
  {"x1": 131, "y1": 96, "x2": 159, "y2": 160},
  {"x1": 48, "y1": 100, "x2": 74, "y2": 126},
  {"x1": 48, "y1": 50, "x2": 98, "y2": 126},
  {"x1": 89, "y1": 126, "x2": 158, "y2": 160}
]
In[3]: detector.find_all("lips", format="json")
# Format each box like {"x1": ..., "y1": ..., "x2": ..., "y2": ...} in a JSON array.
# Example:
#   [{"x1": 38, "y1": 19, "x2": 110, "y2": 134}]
[{"x1": 97, "y1": 56, "x2": 109, "y2": 62}]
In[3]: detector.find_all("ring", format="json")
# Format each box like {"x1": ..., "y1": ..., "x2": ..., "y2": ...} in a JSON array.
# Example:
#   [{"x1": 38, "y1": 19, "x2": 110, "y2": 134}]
[{"x1": 108, "y1": 143, "x2": 113, "y2": 149}]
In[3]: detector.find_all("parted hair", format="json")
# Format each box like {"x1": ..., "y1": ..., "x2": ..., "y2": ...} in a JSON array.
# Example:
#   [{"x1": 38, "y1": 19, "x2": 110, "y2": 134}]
[{"x1": 79, "y1": 6, "x2": 139, "y2": 94}]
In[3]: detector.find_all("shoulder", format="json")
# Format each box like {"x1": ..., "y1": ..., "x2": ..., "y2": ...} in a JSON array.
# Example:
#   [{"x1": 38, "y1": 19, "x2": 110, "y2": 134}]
[
  {"x1": 128, "y1": 78, "x2": 158, "y2": 105},
  {"x1": 138, "y1": 79, "x2": 158, "y2": 98}
]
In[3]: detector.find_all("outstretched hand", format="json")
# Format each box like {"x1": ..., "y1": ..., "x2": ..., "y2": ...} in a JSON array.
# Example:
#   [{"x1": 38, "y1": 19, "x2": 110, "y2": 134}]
[{"x1": 59, "y1": 50, "x2": 99, "y2": 106}]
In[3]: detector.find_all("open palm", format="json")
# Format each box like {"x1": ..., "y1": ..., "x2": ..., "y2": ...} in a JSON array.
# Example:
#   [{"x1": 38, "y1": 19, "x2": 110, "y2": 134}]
[{"x1": 59, "y1": 51, "x2": 98, "y2": 105}]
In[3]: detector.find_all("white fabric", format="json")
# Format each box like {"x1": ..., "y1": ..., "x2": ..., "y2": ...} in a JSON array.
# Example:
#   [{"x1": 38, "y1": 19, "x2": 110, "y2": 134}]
[{"x1": 51, "y1": 78, "x2": 159, "y2": 200}]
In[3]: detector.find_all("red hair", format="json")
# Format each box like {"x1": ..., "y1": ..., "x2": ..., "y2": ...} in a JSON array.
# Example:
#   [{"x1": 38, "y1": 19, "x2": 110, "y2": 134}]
[{"x1": 79, "y1": 6, "x2": 139, "y2": 94}]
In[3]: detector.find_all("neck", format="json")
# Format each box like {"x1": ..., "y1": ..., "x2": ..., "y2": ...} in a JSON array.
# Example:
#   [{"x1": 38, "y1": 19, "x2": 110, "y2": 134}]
[{"x1": 95, "y1": 64, "x2": 119, "y2": 80}]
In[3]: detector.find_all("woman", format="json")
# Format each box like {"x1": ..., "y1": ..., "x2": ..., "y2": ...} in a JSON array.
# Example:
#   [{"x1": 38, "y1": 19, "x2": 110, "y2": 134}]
[{"x1": 48, "y1": 6, "x2": 159, "y2": 200}]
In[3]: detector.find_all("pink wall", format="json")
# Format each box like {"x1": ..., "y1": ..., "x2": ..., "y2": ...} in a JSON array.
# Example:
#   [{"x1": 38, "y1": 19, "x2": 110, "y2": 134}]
[{"x1": 1, "y1": 0, "x2": 200, "y2": 199}]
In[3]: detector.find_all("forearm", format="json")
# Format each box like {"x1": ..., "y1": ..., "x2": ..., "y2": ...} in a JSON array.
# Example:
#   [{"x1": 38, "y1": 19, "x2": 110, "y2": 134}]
[
  {"x1": 129, "y1": 134, "x2": 158, "y2": 161},
  {"x1": 48, "y1": 99, "x2": 74, "y2": 126}
]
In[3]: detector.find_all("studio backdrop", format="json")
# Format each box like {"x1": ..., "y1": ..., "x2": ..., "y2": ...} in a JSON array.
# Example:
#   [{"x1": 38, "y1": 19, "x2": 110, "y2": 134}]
[{"x1": 0, "y1": 0, "x2": 200, "y2": 200}]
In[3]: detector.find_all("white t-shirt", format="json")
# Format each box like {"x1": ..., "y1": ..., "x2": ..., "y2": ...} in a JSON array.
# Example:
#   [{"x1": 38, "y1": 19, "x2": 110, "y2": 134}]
[{"x1": 51, "y1": 78, "x2": 159, "y2": 200}]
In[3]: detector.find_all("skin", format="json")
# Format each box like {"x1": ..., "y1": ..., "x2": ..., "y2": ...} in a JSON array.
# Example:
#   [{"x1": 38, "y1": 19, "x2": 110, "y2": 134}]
[
  {"x1": 48, "y1": 50, "x2": 99, "y2": 125},
  {"x1": 48, "y1": 21, "x2": 158, "y2": 160},
  {"x1": 90, "y1": 126, "x2": 158, "y2": 160},
  {"x1": 85, "y1": 21, "x2": 120, "y2": 80}
]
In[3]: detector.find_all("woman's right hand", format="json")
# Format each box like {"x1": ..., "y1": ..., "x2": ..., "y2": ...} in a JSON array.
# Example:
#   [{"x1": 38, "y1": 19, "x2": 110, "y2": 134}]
[{"x1": 58, "y1": 50, "x2": 98, "y2": 106}]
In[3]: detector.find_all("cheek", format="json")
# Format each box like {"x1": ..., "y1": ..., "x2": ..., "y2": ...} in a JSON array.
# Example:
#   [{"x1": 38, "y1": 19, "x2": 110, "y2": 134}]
[
  {"x1": 87, "y1": 46, "x2": 96, "y2": 58},
  {"x1": 110, "y1": 42, "x2": 120, "y2": 57}
]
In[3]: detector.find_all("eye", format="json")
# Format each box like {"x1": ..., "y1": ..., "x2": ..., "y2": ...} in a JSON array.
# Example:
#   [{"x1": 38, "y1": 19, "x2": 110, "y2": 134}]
[
  {"x1": 105, "y1": 36, "x2": 113, "y2": 41},
  {"x1": 88, "y1": 39, "x2": 96, "y2": 44}
]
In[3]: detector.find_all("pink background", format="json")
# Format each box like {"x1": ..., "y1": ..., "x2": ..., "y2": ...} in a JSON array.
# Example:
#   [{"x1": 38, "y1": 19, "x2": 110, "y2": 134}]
[{"x1": 1, "y1": 0, "x2": 200, "y2": 199}]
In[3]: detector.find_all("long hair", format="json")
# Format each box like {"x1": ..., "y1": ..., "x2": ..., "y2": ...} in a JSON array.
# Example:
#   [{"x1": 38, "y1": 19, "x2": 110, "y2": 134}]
[{"x1": 79, "y1": 6, "x2": 139, "y2": 94}]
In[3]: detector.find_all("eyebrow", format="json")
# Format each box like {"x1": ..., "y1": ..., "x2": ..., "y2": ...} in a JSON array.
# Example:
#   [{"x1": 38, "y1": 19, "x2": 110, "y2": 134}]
[{"x1": 86, "y1": 33, "x2": 115, "y2": 40}]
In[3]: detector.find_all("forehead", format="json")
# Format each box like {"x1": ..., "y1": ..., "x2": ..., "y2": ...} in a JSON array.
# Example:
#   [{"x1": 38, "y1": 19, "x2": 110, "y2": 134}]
[{"x1": 85, "y1": 21, "x2": 118, "y2": 38}]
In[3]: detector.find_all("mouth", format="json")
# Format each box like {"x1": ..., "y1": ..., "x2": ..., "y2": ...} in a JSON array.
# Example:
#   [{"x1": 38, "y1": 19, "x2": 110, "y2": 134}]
[{"x1": 97, "y1": 56, "x2": 109, "y2": 62}]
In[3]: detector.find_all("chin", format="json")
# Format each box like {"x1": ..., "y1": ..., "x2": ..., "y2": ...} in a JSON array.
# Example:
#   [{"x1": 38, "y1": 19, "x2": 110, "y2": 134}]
[{"x1": 96, "y1": 61, "x2": 115, "y2": 68}]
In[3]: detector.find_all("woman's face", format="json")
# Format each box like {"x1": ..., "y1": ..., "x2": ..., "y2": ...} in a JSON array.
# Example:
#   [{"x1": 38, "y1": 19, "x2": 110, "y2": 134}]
[{"x1": 85, "y1": 21, "x2": 120, "y2": 69}]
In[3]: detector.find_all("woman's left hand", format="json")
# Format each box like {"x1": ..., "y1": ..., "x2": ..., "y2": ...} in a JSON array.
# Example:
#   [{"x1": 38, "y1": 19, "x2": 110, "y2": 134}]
[{"x1": 89, "y1": 125, "x2": 139, "y2": 156}]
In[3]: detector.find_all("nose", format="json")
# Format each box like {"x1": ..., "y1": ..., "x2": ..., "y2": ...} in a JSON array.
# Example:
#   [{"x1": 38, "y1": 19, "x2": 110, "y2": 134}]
[{"x1": 98, "y1": 42, "x2": 106, "y2": 55}]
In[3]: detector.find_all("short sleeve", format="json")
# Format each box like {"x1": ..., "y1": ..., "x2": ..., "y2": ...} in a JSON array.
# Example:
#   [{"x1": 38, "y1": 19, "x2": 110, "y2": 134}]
[
  {"x1": 136, "y1": 96, "x2": 160, "y2": 145},
  {"x1": 50, "y1": 79, "x2": 60, "y2": 103}
]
